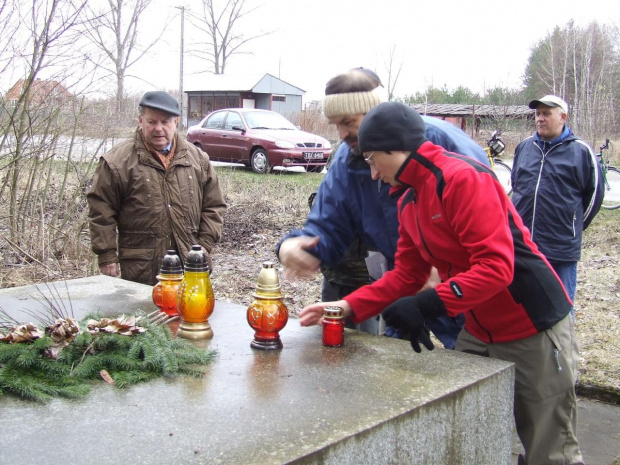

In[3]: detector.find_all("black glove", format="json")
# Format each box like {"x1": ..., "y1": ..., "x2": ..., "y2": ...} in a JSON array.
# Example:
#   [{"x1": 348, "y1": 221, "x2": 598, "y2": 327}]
[{"x1": 382, "y1": 289, "x2": 447, "y2": 353}]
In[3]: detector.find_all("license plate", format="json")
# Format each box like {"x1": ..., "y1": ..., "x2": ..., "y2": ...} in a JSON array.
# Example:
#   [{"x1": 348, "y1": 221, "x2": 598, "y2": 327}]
[{"x1": 303, "y1": 152, "x2": 324, "y2": 160}]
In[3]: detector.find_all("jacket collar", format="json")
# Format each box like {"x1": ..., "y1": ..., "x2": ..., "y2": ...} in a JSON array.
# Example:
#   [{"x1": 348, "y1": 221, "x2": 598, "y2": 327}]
[
  {"x1": 394, "y1": 141, "x2": 439, "y2": 189},
  {"x1": 534, "y1": 125, "x2": 573, "y2": 150},
  {"x1": 135, "y1": 130, "x2": 185, "y2": 168}
]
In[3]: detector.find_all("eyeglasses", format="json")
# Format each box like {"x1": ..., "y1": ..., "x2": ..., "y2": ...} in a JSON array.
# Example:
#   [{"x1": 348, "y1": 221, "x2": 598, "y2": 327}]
[{"x1": 364, "y1": 152, "x2": 376, "y2": 166}]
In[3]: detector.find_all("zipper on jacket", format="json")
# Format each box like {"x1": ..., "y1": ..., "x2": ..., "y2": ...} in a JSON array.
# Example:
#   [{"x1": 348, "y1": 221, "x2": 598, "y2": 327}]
[
  {"x1": 416, "y1": 216, "x2": 436, "y2": 261},
  {"x1": 531, "y1": 142, "x2": 563, "y2": 239},
  {"x1": 530, "y1": 148, "x2": 545, "y2": 239},
  {"x1": 572, "y1": 211, "x2": 576, "y2": 237},
  {"x1": 470, "y1": 310, "x2": 493, "y2": 343}
]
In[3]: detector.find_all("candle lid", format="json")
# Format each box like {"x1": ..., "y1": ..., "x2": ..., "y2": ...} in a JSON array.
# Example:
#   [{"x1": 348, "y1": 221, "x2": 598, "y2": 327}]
[
  {"x1": 323, "y1": 306, "x2": 344, "y2": 319},
  {"x1": 185, "y1": 245, "x2": 208, "y2": 272},
  {"x1": 160, "y1": 249, "x2": 183, "y2": 274},
  {"x1": 253, "y1": 261, "x2": 283, "y2": 298}
]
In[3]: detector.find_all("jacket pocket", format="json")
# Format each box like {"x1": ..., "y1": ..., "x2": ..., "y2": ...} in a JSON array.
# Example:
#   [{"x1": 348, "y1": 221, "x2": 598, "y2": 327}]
[{"x1": 119, "y1": 247, "x2": 155, "y2": 285}]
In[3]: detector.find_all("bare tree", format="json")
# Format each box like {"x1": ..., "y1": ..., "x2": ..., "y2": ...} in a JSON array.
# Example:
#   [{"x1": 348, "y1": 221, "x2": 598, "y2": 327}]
[
  {"x1": 523, "y1": 20, "x2": 619, "y2": 144},
  {"x1": 187, "y1": 0, "x2": 270, "y2": 74},
  {"x1": 384, "y1": 45, "x2": 403, "y2": 102},
  {"x1": 0, "y1": 0, "x2": 110, "y2": 276},
  {"x1": 82, "y1": 0, "x2": 165, "y2": 116}
]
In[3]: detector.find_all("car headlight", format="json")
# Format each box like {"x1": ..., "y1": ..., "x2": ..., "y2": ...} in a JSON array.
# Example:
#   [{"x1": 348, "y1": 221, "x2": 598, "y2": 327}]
[
  {"x1": 323, "y1": 140, "x2": 332, "y2": 149},
  {"x1": 275, "y1": 140, "x2": 296, "y2": 149}
]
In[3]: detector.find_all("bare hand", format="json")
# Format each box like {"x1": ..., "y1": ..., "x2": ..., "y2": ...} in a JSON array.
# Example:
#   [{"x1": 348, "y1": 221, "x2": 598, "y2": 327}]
[
  {"x1": 299, "y1": 299, "x2": 351, "y2": 326},
  {"x1": 278, "y1": 236, "x2": 321, "y2": 280},
  {"x1": 99, "y1": 263, "x2": 120, "y2": 277},
  {"x1": 420, "y1": 267, "x2": 440, "y2": 291}
]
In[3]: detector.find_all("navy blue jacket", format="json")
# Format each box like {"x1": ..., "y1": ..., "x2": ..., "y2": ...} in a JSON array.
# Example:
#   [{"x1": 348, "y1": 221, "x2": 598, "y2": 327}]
[
  {"x1": 276, "y1": 116, "x2": 489, "y2": 269},
  {"x1": 511, "y1": 127, "x2": 603, "y2": 263}
]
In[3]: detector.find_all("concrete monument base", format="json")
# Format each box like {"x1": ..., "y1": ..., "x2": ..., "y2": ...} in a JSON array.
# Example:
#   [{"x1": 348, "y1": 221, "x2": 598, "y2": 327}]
[{"x1": 0, "y1": 276, "x2": 514, "y2": 464}]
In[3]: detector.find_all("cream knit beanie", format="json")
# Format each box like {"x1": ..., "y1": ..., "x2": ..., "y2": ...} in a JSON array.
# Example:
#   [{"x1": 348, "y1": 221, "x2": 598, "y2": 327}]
[{"x1": 323, "y1": 88, "x2": 386, "y2": 118}]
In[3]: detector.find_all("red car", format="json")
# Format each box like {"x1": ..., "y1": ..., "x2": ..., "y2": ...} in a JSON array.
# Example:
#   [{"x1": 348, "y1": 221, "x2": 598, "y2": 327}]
[{"x1": 186, "y1": 108, "x2": 332, "y2": 174}]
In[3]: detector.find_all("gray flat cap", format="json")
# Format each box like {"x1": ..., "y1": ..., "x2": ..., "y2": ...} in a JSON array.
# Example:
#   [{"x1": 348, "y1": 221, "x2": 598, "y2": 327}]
[{"x1": 139, "y1": 91, "x2": 180, "y2": 116}]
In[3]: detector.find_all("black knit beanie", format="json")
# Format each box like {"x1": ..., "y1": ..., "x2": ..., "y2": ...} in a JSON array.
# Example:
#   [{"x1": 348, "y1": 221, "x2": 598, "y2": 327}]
[{"x1": 358, "y1": 102, "x2": 427, "y2": 154}]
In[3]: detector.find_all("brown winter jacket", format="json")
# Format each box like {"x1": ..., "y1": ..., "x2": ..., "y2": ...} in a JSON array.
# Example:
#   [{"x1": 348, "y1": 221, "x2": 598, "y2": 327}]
[{"x1": 87, "y1": 130, "x2": 226, "y2": 285}]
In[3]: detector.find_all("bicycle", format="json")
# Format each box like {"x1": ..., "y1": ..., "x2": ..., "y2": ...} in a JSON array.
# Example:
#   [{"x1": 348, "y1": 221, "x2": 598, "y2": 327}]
[
  {"x1": 597, "y1": 139, "x2": 620, "y2": 210},
  {"x1": 485, "y1": 130, "x2": 512, "y2": 195}
]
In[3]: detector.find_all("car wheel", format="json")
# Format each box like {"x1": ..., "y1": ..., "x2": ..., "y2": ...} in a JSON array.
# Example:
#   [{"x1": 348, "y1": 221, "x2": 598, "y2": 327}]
[
  {"x1": 305, "y1": 165, "x2": 324, "y2": 173},
  {"x1": 250, "y1": 148, "x2": 271, "y2": 174}
]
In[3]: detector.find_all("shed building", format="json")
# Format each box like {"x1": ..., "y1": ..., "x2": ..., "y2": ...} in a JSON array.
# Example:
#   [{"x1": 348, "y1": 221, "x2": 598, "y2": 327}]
[
  {"x1": 184, "y1": 73, "x2": 304, "y2": 127},
  {"x1": 409, "y1": 103, "x2": 534, "y2": 135}
]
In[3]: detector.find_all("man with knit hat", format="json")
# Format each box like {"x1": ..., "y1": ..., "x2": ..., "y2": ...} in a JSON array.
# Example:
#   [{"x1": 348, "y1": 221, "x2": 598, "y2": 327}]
[
  {"x1": 87, "y1": 90, "x2": 226, "y2": 285},
  {"x1": 276, "y1": 67, "x2": 489, "y2": 348},
  {"x1": 299, "y1": 101, "x2": 583, "y2": 465},
  {"x1": 512, "y1": 94, "x2": 603, "y2": 319}
]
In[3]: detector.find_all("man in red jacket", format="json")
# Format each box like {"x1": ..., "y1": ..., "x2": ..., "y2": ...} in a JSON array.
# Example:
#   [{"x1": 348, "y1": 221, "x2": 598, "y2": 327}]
[{"x1": 299, "y1": 102, "x2": 583, "y2": 465}]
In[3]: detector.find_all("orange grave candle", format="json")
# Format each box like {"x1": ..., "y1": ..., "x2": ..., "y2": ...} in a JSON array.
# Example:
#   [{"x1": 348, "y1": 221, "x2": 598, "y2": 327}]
[
  {"x1": 176, "y1": 245, "x2": 215, "y2": 340},
  {"x1": 246, "y1": 261, "x2": 289, "y2": 350},
  {"x1": 152, "y1": 250, "x2": 183, "y2": 316}
]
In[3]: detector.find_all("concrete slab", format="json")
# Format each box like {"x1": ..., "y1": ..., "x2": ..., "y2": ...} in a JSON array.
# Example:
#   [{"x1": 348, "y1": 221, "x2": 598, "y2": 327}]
[
  {"x1": 0, "y1": 276, "x2": 515, "y2": 464},
  {"x1": 512, "y1": 397, "x2": 620, "y2": 465}
]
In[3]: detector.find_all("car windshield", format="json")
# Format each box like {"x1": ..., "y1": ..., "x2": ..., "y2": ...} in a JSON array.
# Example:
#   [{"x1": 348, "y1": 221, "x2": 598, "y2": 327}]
[{"x1": 244, "y1": 111, "x2": 297, "y2": 130}]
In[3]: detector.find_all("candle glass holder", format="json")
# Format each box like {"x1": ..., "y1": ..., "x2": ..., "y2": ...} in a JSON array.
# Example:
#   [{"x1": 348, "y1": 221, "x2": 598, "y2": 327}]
[
  {"x1": 177, "y1": 245, "x2": 215, "y2": 340},
  {"x1": 322, "y1": 306, "x2": 345, "y2": 347},
  {"x1": 152, "y1": 250, "x2": 183, "y2": 317},
  {"x1": 246, "y1": 262, "x2": 288, "y2": 350}
]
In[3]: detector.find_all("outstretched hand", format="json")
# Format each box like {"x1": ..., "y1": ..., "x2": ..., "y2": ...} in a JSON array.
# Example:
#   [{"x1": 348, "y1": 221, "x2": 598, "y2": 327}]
[
  {"x1": 299, "y1": 300, "x2": 351, "y2": 326},
  {"x1": 278, "y1": 236, "x2": 321, "y2": 280}
]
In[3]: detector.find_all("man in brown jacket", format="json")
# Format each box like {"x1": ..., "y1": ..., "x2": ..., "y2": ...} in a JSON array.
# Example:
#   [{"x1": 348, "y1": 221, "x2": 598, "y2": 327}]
[{"x1": 87, "y1": 91, "x2": 226, "y2": 285}]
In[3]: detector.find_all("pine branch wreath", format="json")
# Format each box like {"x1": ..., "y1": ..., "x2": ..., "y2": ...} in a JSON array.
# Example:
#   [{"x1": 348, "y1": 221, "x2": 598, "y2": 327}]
[{"x1": 0, "y1": 313, "x2": 217, "y2": 402}]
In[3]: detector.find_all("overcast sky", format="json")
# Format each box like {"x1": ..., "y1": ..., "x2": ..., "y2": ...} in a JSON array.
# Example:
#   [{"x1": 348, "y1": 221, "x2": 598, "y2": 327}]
[
  {"x1": 4, "y1": 0, "x2": 617, "y2": 103},
  {"x1": 131, "y1": 0, "x2": 618, "y2": 103}
]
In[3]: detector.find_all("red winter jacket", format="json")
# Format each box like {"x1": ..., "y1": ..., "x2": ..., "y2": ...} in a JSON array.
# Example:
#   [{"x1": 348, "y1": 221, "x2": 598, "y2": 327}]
[{"x1": 345, "y1": 141, "x2": 571, "y2": 344}]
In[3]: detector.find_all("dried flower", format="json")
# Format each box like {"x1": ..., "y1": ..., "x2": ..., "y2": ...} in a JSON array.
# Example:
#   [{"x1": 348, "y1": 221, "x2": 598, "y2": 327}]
[
  {"x1": 46, "y1": 318, "x2": 80, "y2": 344},
  {"x1": 87, "y1": 315, "x2": 146, "y2": 336},
  {"x1": 43, "y1": 318, "x2": 81, "y2": 359},
  {"x1": 0, "y1": 323, "x2": 44, "y2": 343}
]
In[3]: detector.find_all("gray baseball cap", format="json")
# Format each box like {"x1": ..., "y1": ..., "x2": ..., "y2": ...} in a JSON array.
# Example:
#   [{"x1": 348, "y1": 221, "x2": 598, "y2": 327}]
[{"x1": 139, "y1": 91, "x2": 180, "y2": 116}]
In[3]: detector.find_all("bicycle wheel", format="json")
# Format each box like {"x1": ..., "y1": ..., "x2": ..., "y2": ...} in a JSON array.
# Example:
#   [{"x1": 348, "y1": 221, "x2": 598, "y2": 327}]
[
  {"x1": 493, "y1": 159, "x2": 512, "y2": 196},
  {"x1": 602, "y1": 166, "x2": 620, "y2": 209}
]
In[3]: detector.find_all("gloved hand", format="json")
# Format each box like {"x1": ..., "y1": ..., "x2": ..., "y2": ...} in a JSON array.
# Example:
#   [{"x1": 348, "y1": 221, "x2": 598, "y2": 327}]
[{"x1": 382, "y1": 289, "x2": 447, "y2": 353}]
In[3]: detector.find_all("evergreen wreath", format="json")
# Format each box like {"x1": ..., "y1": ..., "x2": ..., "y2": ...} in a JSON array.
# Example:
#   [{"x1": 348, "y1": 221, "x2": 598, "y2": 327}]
[{"x1": 0, "y1": 312, "x2": 217, "y2": 403}]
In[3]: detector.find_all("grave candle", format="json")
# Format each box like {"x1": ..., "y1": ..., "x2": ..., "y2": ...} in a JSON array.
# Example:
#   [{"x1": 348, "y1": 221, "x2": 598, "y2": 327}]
[
  {"x1": 176, "y1": 245, "x2": 215, "y2": 340},
  {"x1": 322, "y1": 306, "x2": 345, "y2": 347},
  {"x1": 152, "y1": 250, "x2": 183, "y2": 317},
  {"x1": 246, "y1": 261, "x2": 288, "y2": 350}
]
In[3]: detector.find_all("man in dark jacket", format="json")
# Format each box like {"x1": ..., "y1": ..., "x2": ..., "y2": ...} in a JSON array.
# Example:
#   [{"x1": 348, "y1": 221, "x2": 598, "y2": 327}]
[
  {"x1": 300, "y1": 102, "x2": 583, "y2": 465},
  {"x1": 511, "y1": 95, "x2": 603, "y2": 318},
  {"x1": 87, "y1": 91, "x2": 226, "y2": 285}
]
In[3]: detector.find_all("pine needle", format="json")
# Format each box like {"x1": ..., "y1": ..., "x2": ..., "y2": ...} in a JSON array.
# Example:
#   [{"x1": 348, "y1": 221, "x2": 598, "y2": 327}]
[{"x1": 0, "y1": 313, "x2": 217, "y2": 402}]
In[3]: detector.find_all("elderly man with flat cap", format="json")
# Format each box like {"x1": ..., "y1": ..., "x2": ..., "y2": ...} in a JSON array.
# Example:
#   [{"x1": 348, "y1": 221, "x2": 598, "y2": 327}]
[
  {"x1": 511, "y1": 94, "x2": 603, "y2": 319},
  {"x1": 87, "y1": 91, "x2": 226, "y2": 285}
]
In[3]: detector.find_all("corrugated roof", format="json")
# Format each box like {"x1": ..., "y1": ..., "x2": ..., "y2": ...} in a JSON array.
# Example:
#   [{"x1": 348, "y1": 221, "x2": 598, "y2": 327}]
[
  {"x1": 410, "y1": 103, "x2": 534, "y2": 118},
  {"x1": 184, "y1": 72, "x2": 304, "y2": 95}
]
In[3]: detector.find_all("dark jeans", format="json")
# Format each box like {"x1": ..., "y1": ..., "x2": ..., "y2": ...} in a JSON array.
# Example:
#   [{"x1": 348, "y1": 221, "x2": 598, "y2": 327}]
[
  {"x1": 548, "y1": 260, "x2": 577, "y2": 320},
  {"x1": 321, "y1": 277, "x2": 463, "y2": 349}
]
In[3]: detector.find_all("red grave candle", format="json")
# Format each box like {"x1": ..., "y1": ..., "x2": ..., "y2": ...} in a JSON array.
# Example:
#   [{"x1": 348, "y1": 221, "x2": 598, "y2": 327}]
[{"x1": 322, "y1": 306, "x2": 345, "y2": 347}]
